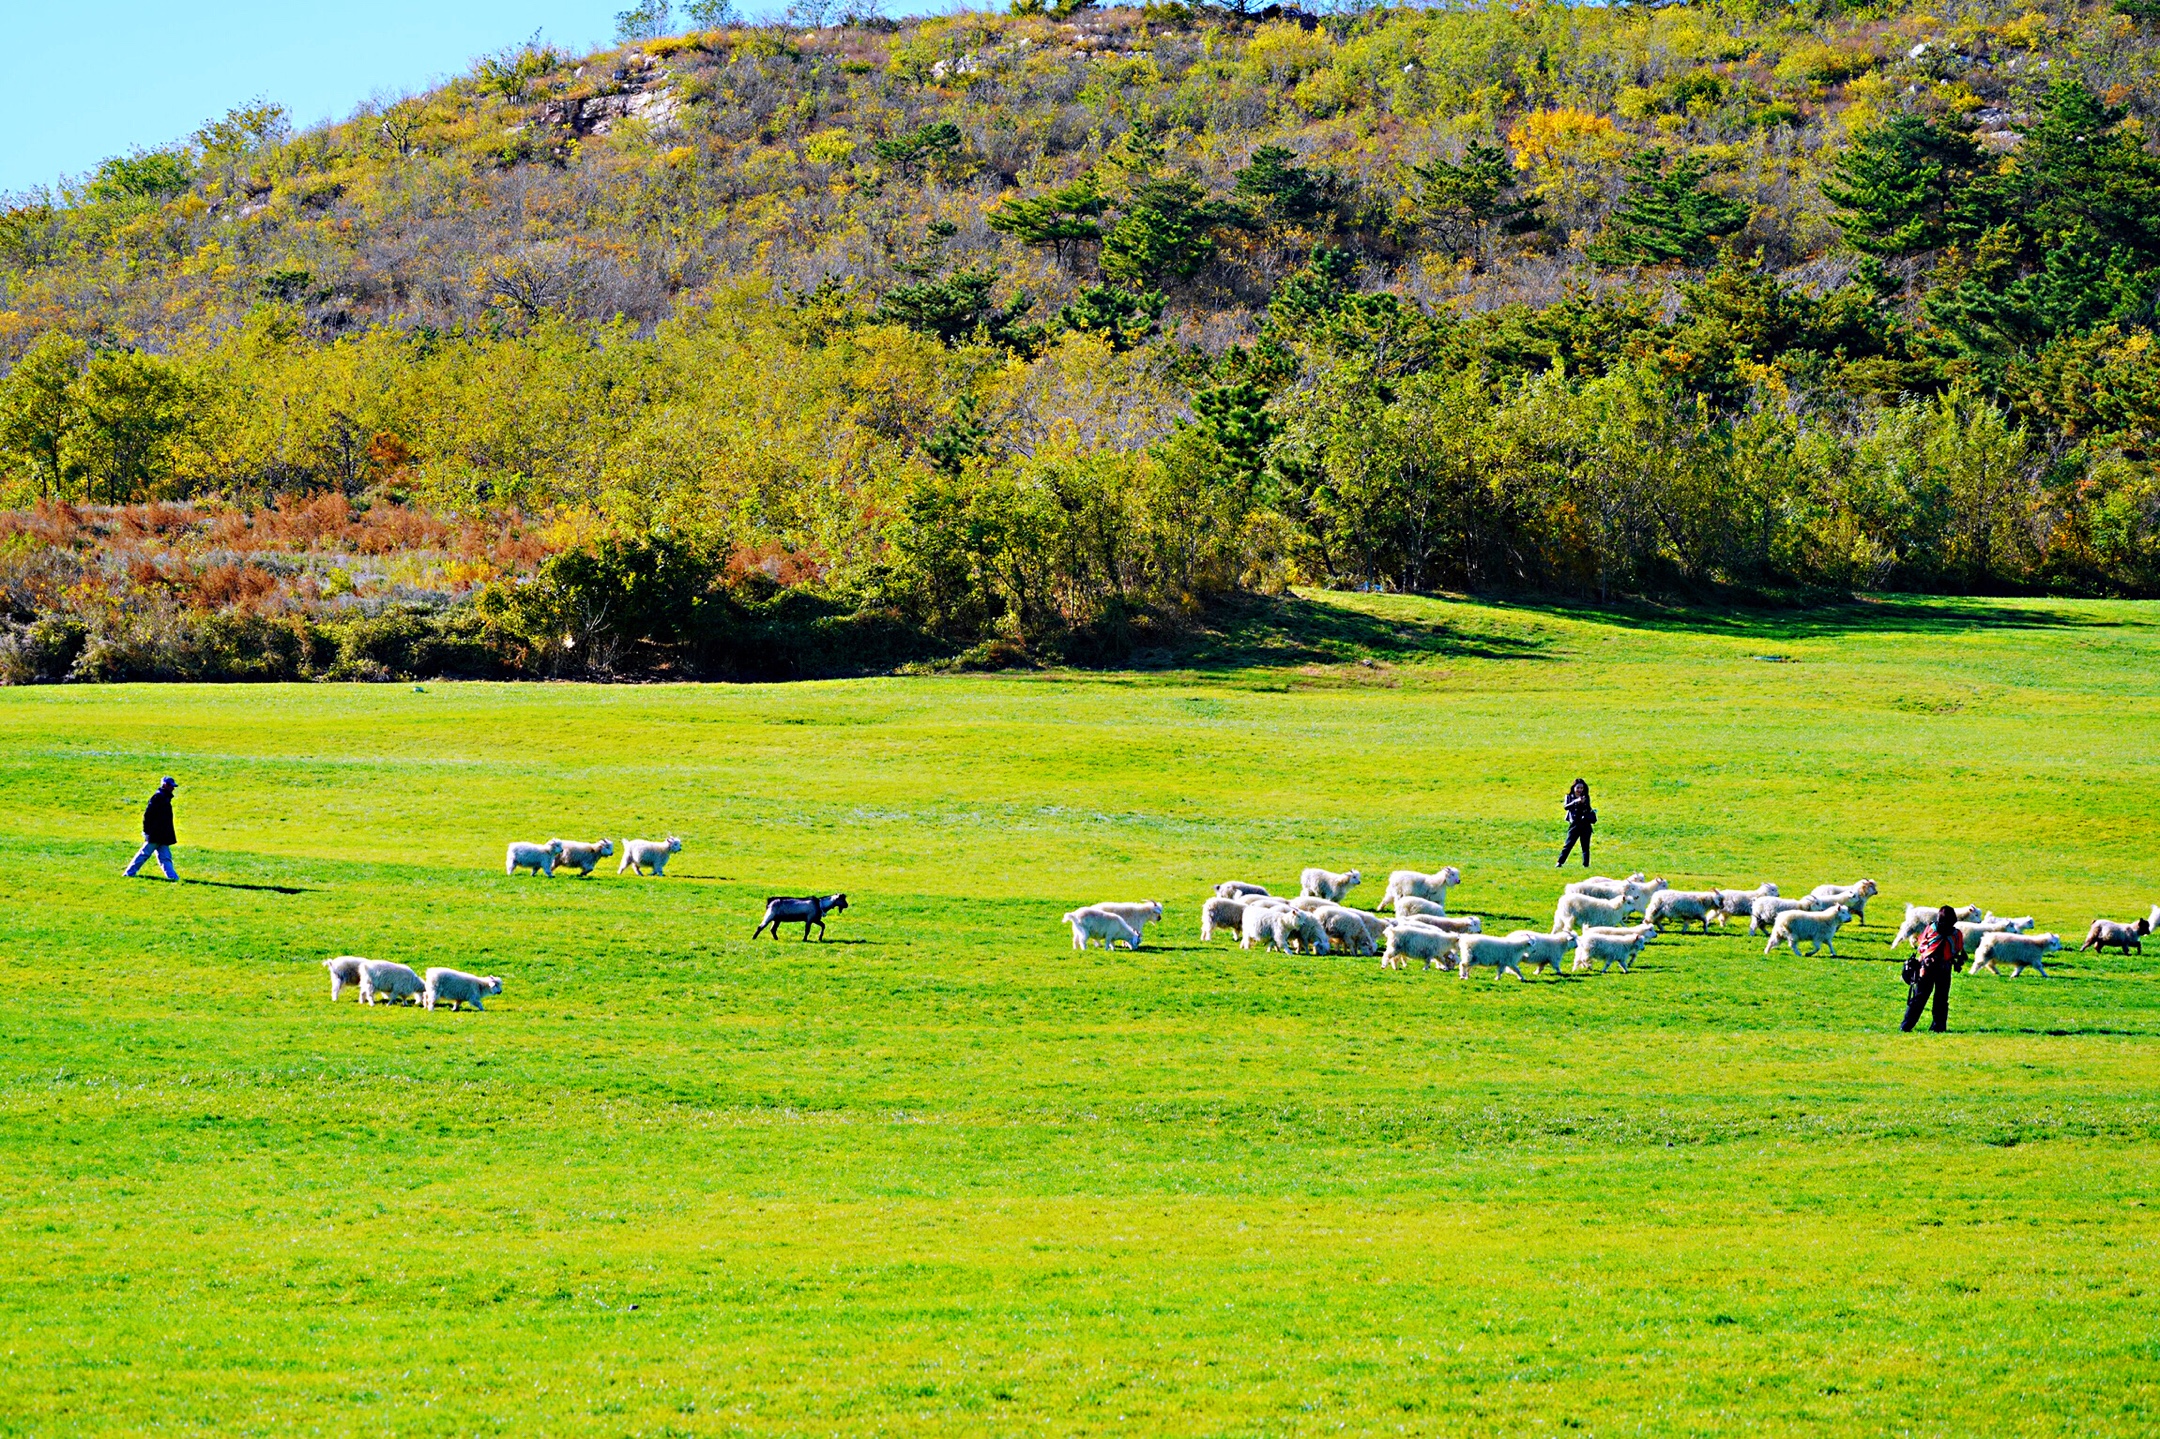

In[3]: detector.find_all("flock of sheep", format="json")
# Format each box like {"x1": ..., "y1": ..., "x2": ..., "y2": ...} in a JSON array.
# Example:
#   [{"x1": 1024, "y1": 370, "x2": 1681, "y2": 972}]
[
  {"x1": 1060, "y1": 865, "x2": 2159, "y2": 980},
  {"x1": 321, "y1": 955, "x2": 503, "y2": 1009},
  {"x1": 505, "y1": 836, "x2": 684, "y2": 877}
]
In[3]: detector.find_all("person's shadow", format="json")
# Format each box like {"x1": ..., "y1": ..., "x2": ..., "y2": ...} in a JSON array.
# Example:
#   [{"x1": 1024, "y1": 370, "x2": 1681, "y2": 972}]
[{"x1": 180, "y1": 879, "x2": 319, "y2": 895}]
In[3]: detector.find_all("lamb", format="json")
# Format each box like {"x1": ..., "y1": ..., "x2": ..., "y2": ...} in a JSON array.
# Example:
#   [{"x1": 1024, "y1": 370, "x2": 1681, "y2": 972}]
[
  {"x1": 1065, "y1": 906, "x2": 1142, "y2": 951},
  {"x1": 1555, "y1": 890, "x2": 1635, "y2": 935},
  {"x1": 505, "y1": 840, "x2": 564, "y2": 877},
  {"x1": 357, "y1": 959, "x2": 425, "y2": 1005},
  {"x1": 545, "y1": 837, "x2": 613, "y2": 877},
  {"x1": 1954, "y1": 917, "x2": 2035, "y2": 950},
  {"x1": 1201, "y1": 895, "x2": 1248, "y2": 941},
  {"x1": 1750, "y1": 895, "x2": 1812, "y2": 934},
  {"x1": 1215, "y1": 881, "x2": 1270, "y2": 900},
  {"x1": 423, "y1": 967, "x2": 503, "y2": 1012},
  {"x1": 1711, "y1": 884, "x2": 1779, "y2": 923},
  {"x1": 323, "y1": 955, "x2": 368, "y2": 1002},
  {"x1": 1299, "y1": 867, "x2": 1362, "y2": 902},
  {"x1": 1393, "y1": 895, "x2": 1449, "y2": 920},
  {"x1": 1574, "y1": 923, "x2": 1658, "y2": 974},
  {"x1": 1970, "y1": 931, "x2": 2062, "y2": 977},
  {"x1": 1453, "y1": 933, "x2": 1529, "y2": 980},
  {"x1": 1807, "y1": 879, "x2": 1879, "y2": 923},
  {"x1": 1381, "y1": 923, "x2": 1457, "y2": 971},
  {"x1": 1891, "y1": 903, "x2": 1984, "y2": 948},
  {"x1": 1381, "y1": 866, "x2": 1461, "y2": 906},
  {"x1": 2083, "y1": 917, "x2": 2149, "y2": 954},
  {"x1": 1644, "y1": 890, "x2": 1722, "y2": 934},
  {"x1": 1982, "y1": 913, "x2": 2036, "y2": 933},
  {"x1": 1090, "y1": 901, "x2": 1165, "y2": 940},
  {"x1": 1764, "y1": 905, "x2": 1854, "y2": 958},
  {"x1": 618, "y1": 836, "x2": 682, "y2": 876}
]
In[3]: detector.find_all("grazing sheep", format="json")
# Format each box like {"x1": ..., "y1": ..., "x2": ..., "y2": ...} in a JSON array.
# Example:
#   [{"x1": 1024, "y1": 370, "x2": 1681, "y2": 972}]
[
  {"x1": 1564, "y1": 872, "x2": 1648, "y2": 900},
  {"x1": 1574, "y1": 923, "x2": 1659, "y2": 974},
  {"x1": 357, "y1": 959, "x2": 425, "y2": 1005},
  {"x1": 618, "y1": 836, "x2": 682, "y2": 876},
  {"x1": 1216, "y1": 881, "x2": 1270, "y2": 900},
  {"x1": 1299, "y1": 867, "x2": 1362, "y2": 902},
  {"x1": 1555, "y1": 890, "x2": 1634, "y2": 935},
  {"x1": 1201, "y1": 895, "x2": 1248, "y2": 941},
  {"x1": 1644, "y1": 890, "x2": 1721, "y2": 934},
  {"x1": 1341, "y1": 909, "x2": 1391, "y2": 951},
  {"x1": 1750, "y1": 895, "x2": 1812, "y2": 934},
  {"x1": 1065, "y1": 907, "x2": 1142, "y2": 951},
  {"x1": 1394, "y1": 895, "x2": 1449, "y2": 920},
  {"x1": 505, "y1": 840, "x2": 564, "y2": 877},
  {"x1": 2083, "y1": 917, "x2": 2150, "y2": 954},
  {"x1": 1287, "y1": 894, "x2": 1335, "y2": 913},
  {"x1": 1970, "y1": 931, "x2": 2062, "y2": 977},
  {"x1": 1982, "y1": 913, "x2": 2036, "y2": 933},
  {"x1": 1312, "y1": 904, "x2": 1378, "y2": 956},
  {"x1": 1091, "y1": 901, "x2": 1165, "y2": 939},
  {"x1": 545, "y1": 838, "x2": 613, "y2": 876},
  {"x1": 1454, "y1": 933, "x2": 1530, "y2": 980},
  {"x1": 1808, "y1": 879, "x2": 1879, "y2": 923},
  {"x1": 1381, "y1": 866, "x2": 1462, "y2": 906},
  {"x1": 1391, "y1": 913, "x2": 1484, "y2": 935},
  {"x1": 1381, "y1": 924, "x2": 1457, "y2": 971},
  {"x1": 423, "y1": 967, "x2": 503, "y2": 1012},
  {"x1": 1281, "y1": 908, "x2": 1331, "y2": 955},
  {"x1": 323, "y1": 955, "x2": 367, "y2": 1002},
  {"x1": 1891, "y1": 903, "x2": 1984, "y2": 948},
  {"x1": 1710, "y1": 884, "x2": 1779, "y2": 923},
  {"x1": 2082, "y1": 920, "x2": 2151, "y2": 950},
  {"x1": 1765, "y1": 905, "x2": 1855, "y2": 958}
]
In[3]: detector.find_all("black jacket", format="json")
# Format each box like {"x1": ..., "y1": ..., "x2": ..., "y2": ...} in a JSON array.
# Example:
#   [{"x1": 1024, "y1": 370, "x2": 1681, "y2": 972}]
[
  {"x1": 142, "y1": 790, "x2": 176, "y2": 846},
  {"x1": 1564, "y1": 793, "x2": 1596, "y2": 831}
]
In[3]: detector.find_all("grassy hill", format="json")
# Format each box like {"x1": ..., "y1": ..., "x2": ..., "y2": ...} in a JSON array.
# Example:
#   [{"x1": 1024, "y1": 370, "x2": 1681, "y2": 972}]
[{"x1": 3, "y1": 591, "x2": 2158, "y2": 1431}]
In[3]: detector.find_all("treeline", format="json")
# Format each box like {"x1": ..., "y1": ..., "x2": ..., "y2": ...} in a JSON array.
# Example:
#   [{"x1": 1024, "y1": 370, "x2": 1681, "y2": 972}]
[{"x1": 4, "y1": 2, "x2": 2160, "y2": 681}]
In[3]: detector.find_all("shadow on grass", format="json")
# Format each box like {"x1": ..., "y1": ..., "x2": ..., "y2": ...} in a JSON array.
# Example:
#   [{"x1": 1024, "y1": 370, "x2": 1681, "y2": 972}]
[
  {"x1": 182, "y1": 878, "x2": 319, "y2": 895},
  {"x1": 1491, "y1": 592, "x2": 2135, "y2": 642},
  {"x1": 1177, "y1": 592, "x2": 1555, "y2": 670}
]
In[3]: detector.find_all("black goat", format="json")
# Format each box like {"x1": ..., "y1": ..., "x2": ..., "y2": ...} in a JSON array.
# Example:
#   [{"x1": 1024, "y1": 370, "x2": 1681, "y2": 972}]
[{"x1": 754, "y1": 893, "x2": 849, "y2": 940}]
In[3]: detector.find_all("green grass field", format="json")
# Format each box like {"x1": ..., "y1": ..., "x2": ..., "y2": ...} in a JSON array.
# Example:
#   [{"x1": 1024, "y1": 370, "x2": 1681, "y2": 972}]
[{"x1": 4, "y1": 591, "x2": 2159, "y2": 1436}]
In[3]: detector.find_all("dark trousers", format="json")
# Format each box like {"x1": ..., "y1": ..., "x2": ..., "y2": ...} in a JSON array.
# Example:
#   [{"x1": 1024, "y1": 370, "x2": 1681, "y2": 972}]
[
  {"x1": 1901, "y1": 964, "x2": 1951, "y2": 1032},
  {"x1": 1558, "y1": 825, "x2": 1591, "y2": 867}
]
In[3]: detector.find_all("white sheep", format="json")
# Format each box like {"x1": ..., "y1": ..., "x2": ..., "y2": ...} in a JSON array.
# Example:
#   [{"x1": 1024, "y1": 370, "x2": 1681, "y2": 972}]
[
  {"x1": 1453, "y1": 933, "x2": 1528, "y2": 980},
  {"x1": 1643, "y1": 890, "x2": 1721, "y2": 934},
  {"x1": 1765, "y1": 905, "x2": 1854, "y2": 958},
  {"x1": 1391, "y1": 913, "x2": 1483, "y2": 935},
  {"x1": 1394, "y1": 895, "x2": 1449, "y2": 920},
  {"x1": 1090, "y1": 901, "x2": 1164, "y2": 939},
  {"x1": 618, "y1": 836, "x2": 682, "y2": 876},
  {"x1": 1808, "y1": 879, "x2": 1879, "y2": 923},
  {"x1": 545, "y1": 837, "x2": 614, "y2": 876},
  {"x1": 1299, "y1": 867, "x2": 1362, "y2": 902},
  {"x1": 1381, "y1": 923, "x2": 1456, "y2": 971},
  {"x1": 1555, "y1": 890, "x2": 1634, "y2": 935},
  {"x1": 1890, "y1": 903, "x2": 1984, "y2": 948},
  {"x1": 1750, "y1": 895, "x2": 1812, "y2": 934},
  {"x1": 1065, "y1": 906, "x2": 1142, "y2": 951},
  {"x1": 1573, "y1": 923, "x2": 1658, "y2": 974},
  {"x1": 423, "y1": 967, "x2": 503, "y2": 1012},
  {"x1": 323, "y1": 955, "x2": 367, "y2": 1002},
  {"x1": 1953, "y1": 917, "x2": 2033, "y2": 950},
  {"x1": 1982, "y1": 913, "x2": 2035, "y2": 933},
  {"x1": 1565, "y1": 873, "x2": 1658, "y2": 901},
  {"x1": 1341, "y1": 908, "x2": 1392, "y2": 951},
  {"x1": 1510, "y1": 930, "x2": 1577, "y2": 975},
  {"x1": 1312, "y1": 904, "x2": 1377, "y2": 956},
  {"x1": 357, "y1": 959, "x2": 425, "y2": 1005},
  {"x1": 2082, "y1": 918, "x2": 2149, "y2": 954},
  {"x1": 1381, "y1": 866, "x2": 1461, "y2": 906},
  {"x1": 1970, "y1": 931, "x2": 2062, "y2": 977},
  {"x1": 505, "y1": 840, "x2": 564, "y2": 877},
  {"x1": 1280, "y1": 907, "x2": 1331, "y2": 955},
  {"x1": 1710, "y1": 884, "x2": 1779, "y2": 923},
  {"x1": 1216, "y1": 881, "x2": 1270, "y2": 899},
  {"x1": 1201, "y1": 895, "x2": 1248, "y2": 941},
  {"x1": 2150, "y1": 904, "x2": 2160, "y2": 933}
]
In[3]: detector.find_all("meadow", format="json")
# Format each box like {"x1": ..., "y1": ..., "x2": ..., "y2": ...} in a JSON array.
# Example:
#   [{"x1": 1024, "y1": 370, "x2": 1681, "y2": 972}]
[{"x1": 2, "y1": 589, "x2": 2158, "y2": 1436}]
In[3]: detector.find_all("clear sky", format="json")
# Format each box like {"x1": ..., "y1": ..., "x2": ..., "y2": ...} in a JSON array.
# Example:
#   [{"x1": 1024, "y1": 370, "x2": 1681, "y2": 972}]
[{"x1": 3, "y1": 2, "x2": 687, "y2": 194}]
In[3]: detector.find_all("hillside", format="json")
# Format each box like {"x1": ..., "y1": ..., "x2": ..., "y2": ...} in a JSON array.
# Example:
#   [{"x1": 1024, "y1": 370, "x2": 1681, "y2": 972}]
[{"x1": 5, "y1": 0, "x2": 2160, "y2": 680}]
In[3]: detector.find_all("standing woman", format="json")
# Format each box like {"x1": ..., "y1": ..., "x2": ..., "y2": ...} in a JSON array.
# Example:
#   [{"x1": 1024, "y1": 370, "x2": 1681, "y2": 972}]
[
  {"x1": 1901, "y1": 904, "x2": 1964, "y2": 1033},
  {"x1": 1557, "y1": 778, "x2": 1596, "y2": 868}
]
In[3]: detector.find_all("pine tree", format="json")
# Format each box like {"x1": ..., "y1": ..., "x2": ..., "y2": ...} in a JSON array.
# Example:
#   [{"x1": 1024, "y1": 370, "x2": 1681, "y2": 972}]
[
  {"x1": 1233, "y1": 145, "x2": 1326, "y2": 226},
  {"x1": 1056, "y1": 286, "x2": 1166, "y2": 351},
  {"x1": 1412, "y1": 142, "x2": 1541, "y2": 260},
  {"x1": 986, "y1": 177, "x2": 1107, "y2": 263},
  {"x1": 1588, "y1": 148, "x2": 1749, "y2": 268},
  {"x1": 1821, "y1": 114, "x2": 1986, "y2": 257},
  {"x1": 1099, "y1": 176, "x2": 1236, "y2": 286}
]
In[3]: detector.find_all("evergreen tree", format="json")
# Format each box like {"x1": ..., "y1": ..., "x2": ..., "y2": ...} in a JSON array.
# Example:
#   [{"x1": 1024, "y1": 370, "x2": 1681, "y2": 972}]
[
  {"x1": 1191, "y1": 381, "x2": 1279, "y2": 488},
  {"x1": 1822, "y1": 114, "x2": 1987, "y2": 257},
  {"x1": 1412, "y1": 142, "x2": 1541, "y2": 260},
  {"x1": 1588, "y1": 148, "x2": 1749, "y2": 268},
  {"x1": 986, "y1": 177, "x2": 1107, "y2": 263},
  {"x1": 1056, "y1": 285, "x2": 1166, "y2": 351},
  {"x1": 1100, "y1": 176, "x2": 1237, "y2": 287},
  {"x1": 1233, "y1": 145, "x2": 1326, "y2": 226},
  {"x1": 873, "y1": 122, "x2": 965, "y2": 185},
  {"x1": 875, "y1": 271, "x2": 1038, "y2": 352}
]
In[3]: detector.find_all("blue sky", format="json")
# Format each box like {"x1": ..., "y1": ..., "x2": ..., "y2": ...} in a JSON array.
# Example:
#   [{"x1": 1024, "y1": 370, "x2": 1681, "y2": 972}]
[{"x1": 3, "y1": 2, "x2": 697, "y2": 194}]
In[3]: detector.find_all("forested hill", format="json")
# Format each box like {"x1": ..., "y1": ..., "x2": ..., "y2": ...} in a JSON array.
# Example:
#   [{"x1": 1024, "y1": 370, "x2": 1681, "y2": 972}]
[{"x1": 4, "y1": 1, "x2": 2160, "y2": 683}]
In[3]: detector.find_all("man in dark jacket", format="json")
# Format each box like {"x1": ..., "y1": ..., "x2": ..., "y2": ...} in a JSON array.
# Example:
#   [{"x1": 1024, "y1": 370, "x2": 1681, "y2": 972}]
[
  {"x1": 1900, "y1": 904, "x2": 1963, "y2": 1033},
  {"x1": 124, "y1": 777, "x2": 180, "y2": 880}
]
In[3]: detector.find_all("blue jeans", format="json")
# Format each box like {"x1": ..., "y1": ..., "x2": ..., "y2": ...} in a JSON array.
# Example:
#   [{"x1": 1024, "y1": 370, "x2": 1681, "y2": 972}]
[{"x1": 125, "y1": 842, "x2": 177, "y2": 880}]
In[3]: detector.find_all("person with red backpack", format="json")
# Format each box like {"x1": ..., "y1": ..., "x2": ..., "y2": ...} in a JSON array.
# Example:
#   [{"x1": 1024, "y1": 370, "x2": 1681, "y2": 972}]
[{"x1": 1901, "y1": 904, "x2": 1964, "y2": 1033}]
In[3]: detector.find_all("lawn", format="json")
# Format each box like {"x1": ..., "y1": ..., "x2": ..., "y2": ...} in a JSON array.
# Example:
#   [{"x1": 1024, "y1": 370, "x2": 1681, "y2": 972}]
[{"x1": 2, "y1": 589, "x2": 2157, "y2": 1436}]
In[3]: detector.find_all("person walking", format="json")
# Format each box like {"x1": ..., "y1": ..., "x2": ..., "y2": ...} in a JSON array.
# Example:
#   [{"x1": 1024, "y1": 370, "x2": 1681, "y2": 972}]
[
  {"x1": 124, "y1": 776, "x2": 180, "y2": 881},
  {"x1": 1901, "y1": 903, "x2": 1964, "y2": 1033},
  {"x1": 1556, "y1": 778, "x2": 1596, "y2": 868}
]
